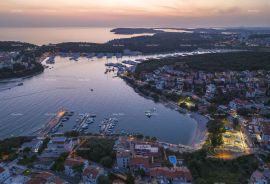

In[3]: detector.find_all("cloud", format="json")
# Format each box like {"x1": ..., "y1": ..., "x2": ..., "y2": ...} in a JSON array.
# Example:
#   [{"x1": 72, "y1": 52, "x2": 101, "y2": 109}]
[
  {"x1": 247, "y1": 9, "x2": 261, "y2": 13},
  {"x1": 9, "y1": 9, "x2": 23, "y2": 13},
  {"x1": 212, "y1": 7, "x2": 240, "y2": 14}
]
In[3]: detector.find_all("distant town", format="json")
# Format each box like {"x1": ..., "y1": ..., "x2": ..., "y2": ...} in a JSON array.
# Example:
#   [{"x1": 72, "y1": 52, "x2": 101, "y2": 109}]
[{"x1": 1, "y1": 27, "x2": 270, "y2": 184}]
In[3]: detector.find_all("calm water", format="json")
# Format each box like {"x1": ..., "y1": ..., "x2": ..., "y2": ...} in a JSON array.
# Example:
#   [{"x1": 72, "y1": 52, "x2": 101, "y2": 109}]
[
  {"x1": 0, "y1": 56, "x2": 197, "y2": 144},
  {"x1": 0, "y1": 27, "x2": 152, "y2": 45}
]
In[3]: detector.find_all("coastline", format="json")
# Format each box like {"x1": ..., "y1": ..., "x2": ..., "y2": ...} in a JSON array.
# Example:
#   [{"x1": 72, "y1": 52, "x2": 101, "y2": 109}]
[
  {"x1": 121, "y1": 76, "x2": 208, "y2": 148},
  {"x1": 189, "y1": 112, "x2": 208, "y2": 149},
  {"x1": 163, "y1": 101, "x2": 208, "y2": 149},
  {"x1": 0, "y1": 68, "x2": 44, "y2": 83}
]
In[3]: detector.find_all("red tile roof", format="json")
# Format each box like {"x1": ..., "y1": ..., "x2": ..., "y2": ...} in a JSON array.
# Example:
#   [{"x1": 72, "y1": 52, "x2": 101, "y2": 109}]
[
  {"x1": 83, "y1": 166, "x2": 102, "y2": 178},
  {"x1": 26, "y1": 171, "x2": 66, "y2": 184},
  {"x1": 52, "y1": 177, "x2": 66, "y2": 184},
  {"x1": 130, "y1": 156, "x2": 150, "y2": 169},
  {"x1": 36, "y1": 171, "x2": 54, "y2": 179},
  {"x1": 0, "y1": 166, "x2": 5, "y2": 174},
  {"x1": 65, "y1": 157, "x2": 85, "y2": 167},
  {"x1": 150, "y1": 167, "x2": 192, "y2": 181}
]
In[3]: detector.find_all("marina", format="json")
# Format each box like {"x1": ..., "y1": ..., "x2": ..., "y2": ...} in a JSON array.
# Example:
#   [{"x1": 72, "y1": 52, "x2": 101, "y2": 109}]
[
  {"x1": 99, "y1": 117, "x2": 119, "y2": 134},
  {"x1": 72, "y1": 113, "x2": 96, "y2": 132}
]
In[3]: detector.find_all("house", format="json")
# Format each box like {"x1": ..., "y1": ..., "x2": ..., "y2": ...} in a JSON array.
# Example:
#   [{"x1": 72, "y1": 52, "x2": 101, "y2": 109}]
[
  {"x1": 82, "y1": 165, "x2": 105, "y2": 184},
  {"x1": 26, "y1": 171, "x2": 68, "y2": 184},
  {"x1": 206, "y1": 84, "x2": 216, "y2": 94},
  {"x1": 130, "y1": 156, "x2": 150, "y2": 172},
  {"x1": 0, "y1": 166, "x2": 11, "y2": 183},
  {"x1": 116, "y1": 151, "x2": 131, "y2": 169},
  {"x1": 20, "y1": 138, "x2": 43, "y2": 153},
  {"x1": 229, "y1": 99, "x2": 246, "y2": 110},
  {"x1": 261, "y1": 123, "x2": 270, "y2": 147},
  {"x1": 64, "y1": 157, "x2": 88, "y2": 177},
  {"x1": 250, "y1": 170, "x2": 268, "y2": 184},
  {"x1": 34, "y1": 158, "x2": 55, "y2": 170},
  {"x1": 45, "y1": 137, "x2": 76, "y2": 154},
  {"x1": 150, "y1": 167, "x2": 192, "y2": 184},
  {"x1": 156, "y1": 80, "x2": 165, "y2": 90},
  {"x1": 3, "y1": 175, "x2": 30, "y2": 184},
  {"x1": 134, "y1": 143, "x2": 160, "y2": 157}
]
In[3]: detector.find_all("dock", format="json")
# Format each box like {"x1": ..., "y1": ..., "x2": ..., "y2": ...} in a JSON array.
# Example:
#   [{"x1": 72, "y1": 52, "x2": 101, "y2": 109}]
[{"x1": 38, "y1": 109, "x2": 66, "y2": 137}]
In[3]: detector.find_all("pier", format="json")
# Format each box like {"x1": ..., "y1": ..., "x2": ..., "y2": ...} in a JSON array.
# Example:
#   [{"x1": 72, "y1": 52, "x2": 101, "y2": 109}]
[{"x1": 37, "y1": 109, "x2": 66, "y2": 137}]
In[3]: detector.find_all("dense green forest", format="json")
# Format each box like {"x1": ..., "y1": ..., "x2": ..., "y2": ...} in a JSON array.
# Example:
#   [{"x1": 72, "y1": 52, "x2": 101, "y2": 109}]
[
  {"x1": 76, "y1": 137, "x2": 115, "y2": 168},
  {"x1": 135, "y1": 51, "x2": 270, "y2": 75},
  {"x1": 185, "y1": 150, "x2": 258, "y2": 184}
]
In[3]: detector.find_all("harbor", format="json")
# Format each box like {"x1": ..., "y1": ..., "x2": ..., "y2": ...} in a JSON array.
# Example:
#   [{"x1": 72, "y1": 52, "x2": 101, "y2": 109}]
[
  {"x1": 72, "y1": 113, "x2": 96, "y2": 132},
  {"x1": 0, "y1": 55, "x2": 198, "y2": 145},
  {"x1": 99, "y1": 117, "x2": 119, "y2": 134}
]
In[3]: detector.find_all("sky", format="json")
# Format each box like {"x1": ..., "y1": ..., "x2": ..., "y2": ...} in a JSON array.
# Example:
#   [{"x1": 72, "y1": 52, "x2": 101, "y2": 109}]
[{"x1": 0, "y1": 0, "x2": 269, "y2": 28}]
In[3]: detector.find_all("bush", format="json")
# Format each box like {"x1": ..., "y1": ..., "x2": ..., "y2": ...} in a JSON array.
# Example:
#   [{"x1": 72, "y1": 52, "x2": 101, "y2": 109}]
[{"x1": 100, "y1": 156, "x2": 114, "y2": 168}]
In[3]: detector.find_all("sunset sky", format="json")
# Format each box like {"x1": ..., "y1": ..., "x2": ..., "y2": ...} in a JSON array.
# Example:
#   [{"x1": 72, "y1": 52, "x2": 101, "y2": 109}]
[{"x1": 0, "y1": 0, "x2": 269, "y2": 27}]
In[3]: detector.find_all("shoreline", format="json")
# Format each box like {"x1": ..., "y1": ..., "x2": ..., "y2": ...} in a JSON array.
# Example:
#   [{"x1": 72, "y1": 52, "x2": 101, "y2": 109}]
[
  {"x1": 189, "y1": 112, "x2": 208, "y2": 149},
  {"x1": 121, "y1": 76, "x2": 208, "y2": 149},
  {"x1": 0, "y1": 70, "x2": 43, "y2": 82},
  {"x1": 163, "y1": 101, "x2": 208, "y2": 149}
]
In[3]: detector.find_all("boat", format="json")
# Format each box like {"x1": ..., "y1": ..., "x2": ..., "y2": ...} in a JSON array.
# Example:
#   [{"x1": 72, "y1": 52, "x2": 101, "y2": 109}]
[
  {"x1": 17, "y1": 83, "x2": 23, "y2": 86},
  {"x1": 88, "y1": 118, "x2": 95, "y2": 124},
  {"x1": 99, "y1": 117, "x2": 118, "y2": 134},
  {"x1": 82, "y1": 124, "x2": 88, "y2": 129},
  {"x1": 145, "y1": 111, "x2": 152, "y2": 118},
  {"x1": 90, "y1": 88, "x2": 94, "y2": 92},
  {"x1": 46, "y1": 56, "x2": 55, "y2": 64},
  {"x1": 90, "y1": 114, "x2": 97, "y2": 118}
]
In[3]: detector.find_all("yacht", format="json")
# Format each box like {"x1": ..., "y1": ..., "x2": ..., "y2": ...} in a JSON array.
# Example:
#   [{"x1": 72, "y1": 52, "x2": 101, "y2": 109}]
[{"x1": 145, "y1": 111, "x2": 152, "y2": 118}]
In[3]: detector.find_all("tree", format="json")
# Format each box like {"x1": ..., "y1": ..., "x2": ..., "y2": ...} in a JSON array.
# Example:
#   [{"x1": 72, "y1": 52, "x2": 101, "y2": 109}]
[
  {"x1": 207, "y1": 104, "x2": 217, "y2": 114},
  {"x1": 136, "y1": 168, "x2": 146, "y2": 177},
  {"x1": 126, "y1": 173, "x2": 135, "y2": 184},
  {"x1": 23, "y1": 147, "x2": 31, "y2": 154},
  {"x1": 207, "y1": 120, "x2": 225, "y2": 147},
  {"x1": 233, "y1": 118, "x2": 240, "y2": 131},
  {"x1": 51, "y1": 152, "x2": 69, "y2": 171},
  {"x1": 64, "y1": 131, "x2": 79, "y2": 138},
  {"x1": 100, "y1": 156, "x2": 113, "y2": 168},
  {"x1": 38, "y1": 137, "x2": 50, "y2": 154},
  {"x1": 135, "y1": 134, "x2": 144, "y2": 139},
  {"x1": 72, "y1": 163, "x2": 84, "y2": 174},
  {"x1": 151, "y1": 137, "x2": 157, "y2": 142},
  {"x1": 151, "y1": 94, "x2": 159, "y2": 102},
  {"x1": 76, "y1": 137, "x2": 115, "y2": 165},
  {"x1": 97, "y1": 175, "x2": 110, "y2": 184}
]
